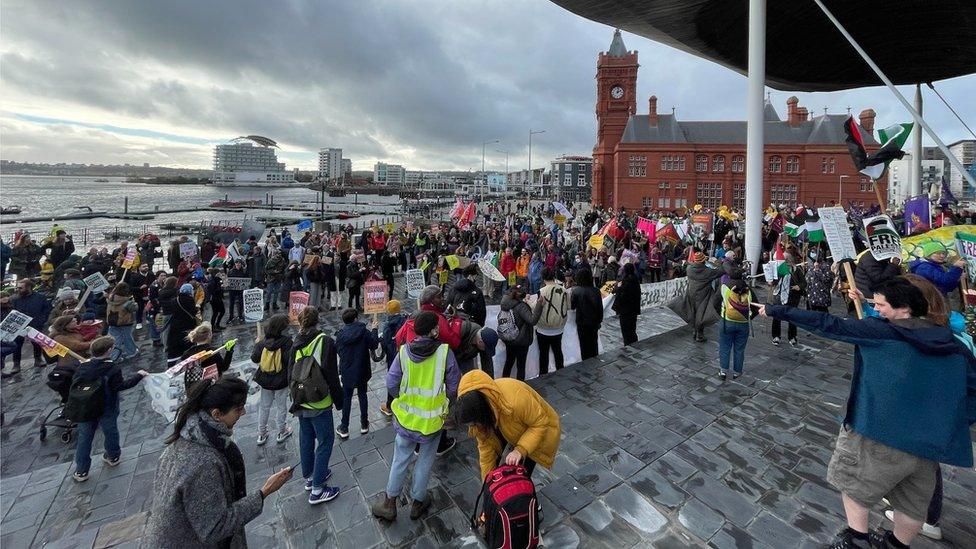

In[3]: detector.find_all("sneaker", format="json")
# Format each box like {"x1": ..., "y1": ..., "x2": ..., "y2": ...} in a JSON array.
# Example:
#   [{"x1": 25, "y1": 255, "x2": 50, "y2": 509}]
[
  {"x1": 136, "y1": 323, "x2": 143, "y2": 330},
  {"x1": 72, "y1": 471, "x2": 89, "y2": 482},
  {"x1": 732, "y1": 373, "x2": 740, "y2": 380},
  {"x1": 771, "y1": 337, "x2": 780, "y2": 346},
  {"x1": 436, "y1": 436, "x2": 457, "y2": 457},
  {"x1": 883, "y1": 510, "x2": 941, "y2": 540},
  {"x1": 0, "y1": 367, "x2": 21, "y2": 379},
  {"x1": 371, "y1": 495, "x2": 397, "y2": 521},
  {"x1": 308, "y1": 486, "x2": 340, "y2": 505},
  {"x1": 257, "y1": 431, "x2": 269, "y2": 446},
  {"x1": 335, "y1": 426, "x2": 349, "y2": 440},
  {"x1": 304, "y1": 470, "x2": 333, "y2": 491},
  {"x1": 823, "y1": 528, "x2": 881, "y2": 549},
  {"x1": 718, "y1": 370, "x2": 727, "y2": 381},
  {"x1": 360, "y1": 424, "x2": 369, "y2": 435},
  {"x1": 102, "y1": 454, "x2": 121, "y2": 467},
  {"x1": 789, "y1": 338, "x2": 797, "y2": 347},
  {"x1": 276, "y1": 427, "x2": 293, "y2": 444},
  {"x1": 379, "y1": 403, "x2": 393, "y2": 417},
  {"x1": 410, "y1": 497, "x2": 431, "y2": 520}
]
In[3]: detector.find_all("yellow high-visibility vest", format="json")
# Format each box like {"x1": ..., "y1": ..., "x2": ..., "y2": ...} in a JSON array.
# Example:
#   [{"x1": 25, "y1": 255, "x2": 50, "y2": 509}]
[{"x1": 392, "y1": 344, "x2": 449, "y2": 435}]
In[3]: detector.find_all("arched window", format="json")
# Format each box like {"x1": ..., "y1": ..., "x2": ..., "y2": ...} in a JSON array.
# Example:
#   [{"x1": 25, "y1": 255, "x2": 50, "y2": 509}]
[
  {"x1": 695, "y1": 155, "x2": 707, "y2": 172},
  {"x1": 712, "y1": 155, "x2": 725, "y2": 172},
  {"x1": 731, "y1": 155, "x2": 745, "y2": 173},
  {"x1": 769, "y1": 155, "x2": 782, "y2": 173},
  {"x1": 786, "y1": 155, "x2": 800, "y2": 173}
]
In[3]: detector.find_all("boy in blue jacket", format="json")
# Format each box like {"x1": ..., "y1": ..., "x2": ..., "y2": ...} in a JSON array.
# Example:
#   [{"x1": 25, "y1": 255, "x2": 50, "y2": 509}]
[{"x1": 758, "y1": 277, "x2": 975, "y2": 549}]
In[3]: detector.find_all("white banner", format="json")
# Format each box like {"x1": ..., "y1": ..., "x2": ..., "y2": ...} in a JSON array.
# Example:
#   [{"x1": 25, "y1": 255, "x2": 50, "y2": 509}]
[{"x1": 226, "y1": 277, "x2": 251, "y2": 291}]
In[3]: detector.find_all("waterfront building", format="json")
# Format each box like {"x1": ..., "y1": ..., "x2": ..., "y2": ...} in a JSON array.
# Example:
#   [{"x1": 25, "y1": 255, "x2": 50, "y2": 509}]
[
  {"x1": 212, "y1": 135, "x2": 297, "y2": 187},
  {"x1": 374, "y1": 162, "x2": 406, "y2": 186},
  {"x1": 948, "y1": 139, "x2": 976, "y2": 202},
  {"x1": 505, "y1": 168, "x2": 547, "y2": 197},
  {"x1": 318, "y1": 147, "x2": 343, "y2": 183},
  {"x1": 341, "y1": 158, "x2": 352, "y2": 178},
  {"x1": 591, "y1": 30, "x2": 884, "y2": 211},
  {"x1": 550, "y1": 155, "x2": 592, "y2": 203},
  {"x1": 888, "y1": 154, "x2": 945, "y2": 205}
]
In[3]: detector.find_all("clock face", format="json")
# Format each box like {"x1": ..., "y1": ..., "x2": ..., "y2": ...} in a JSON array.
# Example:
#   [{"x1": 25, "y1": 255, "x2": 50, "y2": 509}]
[{"x1": 610, "y1": 86, "x2": 624, "y2": 99}]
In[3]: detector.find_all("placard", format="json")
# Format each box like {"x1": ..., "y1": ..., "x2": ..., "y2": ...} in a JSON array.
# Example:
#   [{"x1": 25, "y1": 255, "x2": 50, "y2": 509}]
[
  {"x1": 180, "y1": 242, "x2": 198, "y2": 258},
  {"x1": 863, "y1": 215, "x2": 901, "y2": 261},
  {"x1": 363, "y1": 280, "x2": 389, "y2": 314},
  {"x1": 405, "y1": 268, "x2": 426, "y2": 299},
  {"x1": 226, "y1": 277, "x2": 251, "y2": 291},
  {"x1": 478, "y1": 259, "x2": 505, "y2": 282},
  {"x1": 0, "y1": 310, "x2": 32, "y2": 342},
  {"x1": 588, "y1": 234, "x2": 605, "y2": 249},
  {"x1": 288, "y1": 291, "x2": 310, "y2": 324},
  {"x1": 818, "y1": 207, "x2": 858, "y2": 261},
  {"x1": 553, "y1": 214, "x2": 567, "y2": 227},
  {"x1": 957, "y1": 232, "x2": 976, "y2": 285},
  {"x1": 302, "y1": 254, "x2": 319, "y2": 266},
  {"x1": 243, "y1": 288, "x2": 265, "y2": 322},
  {"x1": 121, "y1": 248, "x2": 137, "y2": 270},
  {"x1": 83, "y1": 272, "x2": 111, "y2": 294}
]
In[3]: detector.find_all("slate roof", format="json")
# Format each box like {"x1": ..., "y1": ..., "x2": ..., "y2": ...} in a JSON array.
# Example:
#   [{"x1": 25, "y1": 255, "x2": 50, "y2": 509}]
[
  {"x1": 620, "y1": 113, "x2": 878, "y2": 146},
  {"x1": 607, "y1": 28, "x2": 629, "y2": 57}
]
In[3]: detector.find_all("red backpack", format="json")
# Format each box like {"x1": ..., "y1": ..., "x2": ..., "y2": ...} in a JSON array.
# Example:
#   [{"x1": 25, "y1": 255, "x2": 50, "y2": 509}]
[{"x1": 470, "y1": 464, "x2": 540, "y2": 549}]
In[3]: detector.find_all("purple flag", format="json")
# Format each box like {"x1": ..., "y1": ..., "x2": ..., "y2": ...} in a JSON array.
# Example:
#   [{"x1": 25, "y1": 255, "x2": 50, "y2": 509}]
[{"x1": 903, "y1": 195, "x2": 931, "y2": 236}]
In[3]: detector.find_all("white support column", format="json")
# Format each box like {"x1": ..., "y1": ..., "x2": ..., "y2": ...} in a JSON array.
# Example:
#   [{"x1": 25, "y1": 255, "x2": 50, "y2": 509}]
[
  {"x1": 911, "y1": 83, "x2": 923, "y2": 196},
  {"x1": 744, "y1": 0, "x2": 766, "y2": 275}
]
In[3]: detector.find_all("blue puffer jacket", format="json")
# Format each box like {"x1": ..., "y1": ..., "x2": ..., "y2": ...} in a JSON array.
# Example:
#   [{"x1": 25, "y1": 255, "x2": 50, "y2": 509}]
[
  {"x1": 766, "y1": 304, "x2": 976, "y2": 467},
  {"x1": 12, "y1": 291, "x2": 53, "y2": 330},
  {"x1": 908, "y1": 259, "x2": 963, "y2": 295},
  {"x1": 334, "y1": 321, "x2": 379, "y2": 386}
]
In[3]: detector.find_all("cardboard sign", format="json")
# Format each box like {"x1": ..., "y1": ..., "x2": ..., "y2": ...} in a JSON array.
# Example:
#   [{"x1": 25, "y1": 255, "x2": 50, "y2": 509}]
[
  {"x1": 818, "y1": 207, "x2": 858, "y2": 261},
  {"x1": 83, "y1": 272, "x2": 111, "y2": 294},
  {"x1": 180, "y1": 242, "x2": 198, "y2": 258},
  {"x1": 302, "y1": 254, "x2": 319, "y2": 266},
  {"x1": 863, "y1": 215, "x2": 901, "y2": 261},
  {"x1": 288, "y1": 291, "x2": 310, "y2": 324},
  {"x1": 0, "y1": 310, "x2": 32, "y2": 342},
  {"x1": 243, "y1": 288, "x2": 265, "y2": 322},
  {"x1": 386, "y1": 223, "x2": 395, "y2": 234},
  {"x1": 226, "y1": 277, "x2": 251, "y2": 291},
  {"x1": 405, "y1": 268, "x2": 426, "y2": 299},
  {"x1": 122, "y1": 248, "x2": 138, "y2": 270},
  {"x1": 363, "y1": 280, "x2": 389, "y2": 314}
]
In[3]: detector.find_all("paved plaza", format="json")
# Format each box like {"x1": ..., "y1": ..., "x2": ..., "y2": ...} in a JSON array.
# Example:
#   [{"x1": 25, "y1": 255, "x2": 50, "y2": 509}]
[{"x1": 1, "y1": 285, "x2": 975, "y2": 548}]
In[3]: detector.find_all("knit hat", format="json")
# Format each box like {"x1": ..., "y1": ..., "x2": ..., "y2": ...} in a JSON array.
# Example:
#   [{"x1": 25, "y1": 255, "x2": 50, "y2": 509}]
[
  {"x1": 386, "y1": 299, "x2": 401, "y2": 314},
  {"x1": 479, "y1": 327, "x2": 499, "y2": 356},
  {"x1": 179, "y1": 283, "x2": 194, "y2": 295},
  {"x1": 919, "y1": 240, "x2": 947, "y2": 259},
  {"x1": 420, "y1": 285, "x2": 442, "y2": 305},
  {"x1": 691, "y1": 252, "x2": 706, "y2": 263}
]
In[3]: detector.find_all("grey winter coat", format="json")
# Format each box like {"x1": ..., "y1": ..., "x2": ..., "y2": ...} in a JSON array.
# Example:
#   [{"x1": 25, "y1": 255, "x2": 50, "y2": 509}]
[{"x1": 143, "y1": 413, "x2": 264, "y2": 549}]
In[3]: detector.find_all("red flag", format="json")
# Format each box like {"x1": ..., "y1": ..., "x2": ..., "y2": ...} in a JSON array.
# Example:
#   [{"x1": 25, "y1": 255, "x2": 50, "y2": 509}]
[
  {"x1": 464, "y1": 202, "x2": 477, "y2": 224},
  {"x1": 774, "y1": 239, "x2": 785, "y2": 262},
  {"x1": 449, "y1": 198, "x2": 464, "y2": 219},
  {"x1": 656, "y1": 223, "x2": 679, "y2": 244}
]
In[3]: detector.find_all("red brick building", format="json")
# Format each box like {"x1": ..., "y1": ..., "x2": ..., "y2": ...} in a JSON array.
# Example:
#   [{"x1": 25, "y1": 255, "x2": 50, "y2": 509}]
[{"x1": 592, "y1": 30, "x2": 885, "y2": 212}]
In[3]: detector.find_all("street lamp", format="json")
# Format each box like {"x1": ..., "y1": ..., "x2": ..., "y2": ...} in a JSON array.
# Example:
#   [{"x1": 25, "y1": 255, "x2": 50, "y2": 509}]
[
  {"x1": 838, "y1": 174, "x2": 850, "y2": 204},
  {"x1": 528, "y1": 129, "x2": 546, "y2": 200},
  {"x1": 496, "y1": 149, "x2": 509, "y2": 198},
  {"x1": 482, "y1": 139, "x2": 499, "y2": 201}
]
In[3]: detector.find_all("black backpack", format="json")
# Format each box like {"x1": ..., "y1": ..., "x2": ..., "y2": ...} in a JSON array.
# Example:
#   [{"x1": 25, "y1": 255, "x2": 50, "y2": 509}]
[
  {"x1": 64, "y1": 375, "x2": 107, "y2": 423},
  {"x1": 290, "y1": 334, "x2": 330, "y2": 407},
  {"x1": 470, "y1": 464, "x2": 540, "y2": 549}
]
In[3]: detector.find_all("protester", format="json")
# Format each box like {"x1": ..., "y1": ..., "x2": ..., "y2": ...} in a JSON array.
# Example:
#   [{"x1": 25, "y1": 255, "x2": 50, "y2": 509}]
[
  {"x1": 758, "y1": 277, "x2": 975, "y2": 549},
  {"x1": 716, "y1": 277, "x2": 752, "y2": 381},
  {"x1": 206, "y1": 268, "x2": 225, "y2": 331},
  {"x1": 612, "y1": 262, "x2": 642, "y2": 345},
  {"x1": 5, "y1": 278, "x2": 53, "y2": 376},
  {"x1": 499, "y1": 285, "x2": 543, "y2": 380},
  {"x1": 805, "y1": 248, "x2": 835, "y2": 313},
  {"x1": 179, "y1": 322, "x2": 236, "y2": 390},
  {"x1": 105, "y1": 282, "x2": 139, "y2": 362},
  {"x1": 535, "y1": 267, "x2": 569, "y2": 374},
  {"x1": 854, "y1": 251, "x2": 902, "y2": 299},
  {"x1": 305, "y1": 255, "x2": 326, "y2": 311},
  {"x1": 372, "y1": 311, "x2": 460, "y2": 522},
  {"x1": 454, "y1": 370, "x2": 561, "y2": 479},
  {"x1": 671, "y1": 252, "x2": 722, "y2": 343},
  {"x1": 263, "y1": 249, "x2": 285, "y2": 311},
  {"x1": 379, "y1": 299, "x2": 408, "y2": 417},
  {"x1": 908, "y1": 241, "x2": 965, "y2": 296},
  {"x1": 144, "y1": 377, "x2": 293, "y2": 548},
  {"x1": 8, "y1": 234, "x2": 43, "y2": 279},
  {"x1": 48, "y1": 315, "x2": 92, "y2": 367},
  {"x1": 346, "y1": 256, "x2": 364, "y2": 310},
  {"x1": 571, "y1": 268, "x2": 603, "y2": 360},
  {"x1": 250, "y1": 314, "x2": 293, "y2": 445},
  {"x1": 226, "y1": 260, "x2": 247, "y2": 323},
  {"x1": 334, "y1": 308, "x2": 379, "y2": 439},
  {"x1": 771, "y1": 252, "x2": 806, "y2": 347},
  {"x1": 71, "y1": 336, "x2": 148, "y2": 482},
  {"x1": 448, "y1": 263, "x2": 487, "y2": 327},
  {"x1": 165, "y1": 283, "x2": 200, "y2": 365},
  {"x1": 290, "y1": 306, "x2": 344, "y2": 504},
  {"x1": 42, "y1": 230, "x2": 75, "y2": 269}
]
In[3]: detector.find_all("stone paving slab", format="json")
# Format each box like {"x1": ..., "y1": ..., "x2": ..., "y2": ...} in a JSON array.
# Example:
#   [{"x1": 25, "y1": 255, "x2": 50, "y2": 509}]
[{"x1": 2, "y1": 292, "x2": 975, "y2": 548}]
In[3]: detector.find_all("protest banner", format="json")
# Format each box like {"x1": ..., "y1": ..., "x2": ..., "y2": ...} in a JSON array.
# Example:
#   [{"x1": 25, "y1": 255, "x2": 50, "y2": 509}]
[
  {"x1": 637, "y1": 277, "x2": 688, "y2": 310},
  {"x1": 0, "y1": 310, "x2": 32, "y2": 342},
  {"x1": 818, "y1": 207, "x2": 858, "y2": 261},
  {"x1": 83, "y1": 272, "x2": 111, "y2": 294},
  {"x1": 121, "y1": 248, "x2": 137, "y2": 270},
  {"x1": 243, "y1": 288, "x2": 265, "y2": 322},
  {"x1": 302, "y1": 254, "x2": 319, "y2": 266},
  {"x1": 180, "y1": 241, "x2": 198, "y2": 258},
  {"x1": 478, "y1": 259, "x2": 505, "y2": 282},
  {"x1": 363, "y1": 280, "x2": 389, "y2": 315},
  {"x1": 25, "y1": 327, "x2": 81, "y2": 360},
  {"x1": 863, "y1": 215, "x2": 902, "y2": 261},
  {"x1": 405, "y1": 268, "x2": 426, "y2": 299},
  {"x1": 690, "y1": 213, "x2": 714, "y2": 240},
  {"x1": 956, "y1": 232, "x2": 976, "y2": 286},
  {"x1": 588, "y1": 234, "x2": 605, "y2": 249},
  {"x1": 145, "y1": 351, "x2": 260, "y2": 422},
  {"x1": 226, "y1": 277, "x2": 251, "y2": 291},
  {"x1": 288, "y1": 292, "x2": 310, "y2": 324}
]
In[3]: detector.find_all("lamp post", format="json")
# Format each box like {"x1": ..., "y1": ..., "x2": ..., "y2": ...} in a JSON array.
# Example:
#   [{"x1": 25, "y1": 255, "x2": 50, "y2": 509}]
[
  {"x1": 838, "y1": 174, "x2": 850, "y2": 204},
  {"x1": 496, "y1": 149, "x2": 509, "y2": 198},
  {"x1": 528, "y1": 129, "x2": 546, "y2": 199},
  {"x1": 482, "y1": 139, "x2": 499, "y2": 201}
]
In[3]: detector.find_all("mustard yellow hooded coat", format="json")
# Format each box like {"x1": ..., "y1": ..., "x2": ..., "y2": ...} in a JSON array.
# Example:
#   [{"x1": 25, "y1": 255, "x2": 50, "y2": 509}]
[{"x1": 458, "y1": 370, "x2": 561, "y2": 480}]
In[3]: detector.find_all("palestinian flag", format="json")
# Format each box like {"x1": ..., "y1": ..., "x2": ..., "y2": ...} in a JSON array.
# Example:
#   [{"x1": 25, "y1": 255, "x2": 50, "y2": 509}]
[
  {"x1": 774, "y1": 241, "x2": 790, "y2": 277},
  {"x1": 783, "y1": 220, "x2": 801, "y2": 238},
  {"x1": 844, "y1": 116, "x2": 912, "y2": 180},
  {"x1": 209, "y1": 244, "x2": 228, "y2": 267},
  {"x1": 804, "y1": 210, "x2": 824, "y2": 243}
]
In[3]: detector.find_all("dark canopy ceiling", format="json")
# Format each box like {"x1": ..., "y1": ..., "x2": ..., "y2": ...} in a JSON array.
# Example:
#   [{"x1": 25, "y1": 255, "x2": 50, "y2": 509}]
[{"x1": 551, "y1": 0, "x2": 976, "y2": 92}]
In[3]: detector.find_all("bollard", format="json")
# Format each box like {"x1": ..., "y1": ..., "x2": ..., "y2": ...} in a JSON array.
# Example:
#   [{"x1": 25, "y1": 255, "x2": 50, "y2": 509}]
[{"x1": 124, "y1": 196, "x2": 129, "y2": 214}]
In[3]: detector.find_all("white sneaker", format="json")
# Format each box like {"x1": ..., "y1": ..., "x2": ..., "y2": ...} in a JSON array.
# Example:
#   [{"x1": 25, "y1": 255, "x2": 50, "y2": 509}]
[
  {"x1": 883, "y1": 510, "x2": 942, "y2": 540},
  {"x1": 771, "y1": 337, "x2": 780, "y2": 346},
  {"x1": 136, "y1": 323, "x2": 143, "y2": 330},
  {"x1": 257, "y1": 431, "x2": 269, "y2": 446}
]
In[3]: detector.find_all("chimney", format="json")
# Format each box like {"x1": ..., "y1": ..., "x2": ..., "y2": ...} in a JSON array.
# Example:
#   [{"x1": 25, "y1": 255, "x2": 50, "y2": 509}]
[
  {"x1": 786, "y1": 96, "x2": 804, "y2": 126},
  {"x1": 648, "y1": 95, "x2": 658, "y2": 125},
  {"x1": 859, "y1": 109, "x2": 876, "y2": 133}
]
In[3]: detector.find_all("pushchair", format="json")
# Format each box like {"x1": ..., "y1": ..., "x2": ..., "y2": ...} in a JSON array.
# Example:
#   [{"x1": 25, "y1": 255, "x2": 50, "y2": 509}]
[{"x1": 41, "y1": 362, "x2": 78, "y2": 443}]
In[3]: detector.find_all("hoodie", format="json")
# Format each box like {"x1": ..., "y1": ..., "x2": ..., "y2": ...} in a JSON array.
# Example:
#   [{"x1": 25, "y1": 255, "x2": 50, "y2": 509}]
[
  {"x1": 458, "y1": 370, "x2": 560, "y2": 479},
  {"x1": 250, "y1": 334, "x2": 294, "y2": 390},
  {"x1": 766, "y1": 304, "x2": 976, "y2": 467},
  {"x1": 334, "y1": 321, "x2": 379, "y2": 386},
  {"x1": 386, "y1": 336, "x2": 461, "y2": 443}
]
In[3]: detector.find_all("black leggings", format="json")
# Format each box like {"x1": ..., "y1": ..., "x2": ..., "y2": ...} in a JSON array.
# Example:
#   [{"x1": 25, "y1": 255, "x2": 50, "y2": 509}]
[
  {"x1": 210, "y1": 297, "x2": 225, "y2": 328},
  {"x1": 536, "y1": 332, "x2": 564, "y2": 375},
  {"x1": 502, "y1": 344, "x2": 529, "y2": 381},
  {"x1": 771, "y1": 318, "x2": 796, "y2": 340}
]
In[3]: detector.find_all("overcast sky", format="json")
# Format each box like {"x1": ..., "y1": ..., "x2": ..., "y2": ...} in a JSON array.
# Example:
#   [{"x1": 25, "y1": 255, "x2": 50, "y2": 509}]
[{"x1": 2, "y1": 0, "x2": 973, "y2": 172}]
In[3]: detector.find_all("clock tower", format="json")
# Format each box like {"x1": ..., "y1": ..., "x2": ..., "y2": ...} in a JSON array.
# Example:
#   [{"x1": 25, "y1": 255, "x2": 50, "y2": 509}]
[{"x1": 593, "y1": 29, "x2": 638, "y2": 208}]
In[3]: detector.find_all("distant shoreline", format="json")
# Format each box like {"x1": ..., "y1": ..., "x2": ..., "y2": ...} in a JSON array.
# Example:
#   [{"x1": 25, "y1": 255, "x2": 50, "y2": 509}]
[{"x1": 127, "y1": 176, "x2": 210, "y2": 185}]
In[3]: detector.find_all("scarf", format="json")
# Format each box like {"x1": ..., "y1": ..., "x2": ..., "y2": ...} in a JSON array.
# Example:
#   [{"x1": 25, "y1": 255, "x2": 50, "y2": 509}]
[{"x1": 193, "y1": 411, "x2": 247, "y2": 502}]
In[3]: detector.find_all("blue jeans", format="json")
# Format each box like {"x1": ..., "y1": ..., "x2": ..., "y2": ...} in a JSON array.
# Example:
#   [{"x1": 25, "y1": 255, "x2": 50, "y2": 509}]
[
  {"x1": 74, "y1": 405, "x2": 120, "y2": 474},
  {"x1": 718, "y1": 320, "x2": 749, "y2": 374},
  {"x1": 386, "y1": 433, "x2": 438, "y2": 502},
  {"x1": 107, "y1": 325, "x2": 137, "y2": 361},
  {"x1": 339, "y1": 381, "x2": 368, "y2": 431},
  {"x1": 265, "y1": 282, "x2": 282, "y2": 308},
  {"x1": 146, "y1": 312, "x2": 161, "y2": 343},
  {"x1": 298, "y1": 411, "x2": 335, "y2": 489}
]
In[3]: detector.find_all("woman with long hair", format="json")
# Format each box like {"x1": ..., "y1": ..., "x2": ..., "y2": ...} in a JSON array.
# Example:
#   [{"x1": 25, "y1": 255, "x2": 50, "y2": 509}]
[
  {"x1": 48, "y1": 314, "x2": 92, "y2": 367},
  {"x1": 144, "y1": 378, "x2": 292, "y2": 548},
  {"x1": 305, "y1": 255, "x2": 325, "y2": 311}
]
